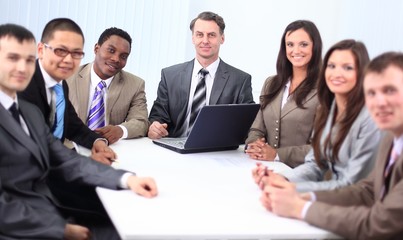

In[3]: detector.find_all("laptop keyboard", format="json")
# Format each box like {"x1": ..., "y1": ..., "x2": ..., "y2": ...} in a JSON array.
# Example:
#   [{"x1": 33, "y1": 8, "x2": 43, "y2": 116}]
[{"x1": 160, "y1": 138, "x2": 187, "y2": 149}]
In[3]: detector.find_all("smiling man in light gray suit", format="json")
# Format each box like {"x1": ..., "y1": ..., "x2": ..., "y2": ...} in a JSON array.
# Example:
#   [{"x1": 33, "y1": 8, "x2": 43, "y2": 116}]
[{"x1": 148, "y1": 11, "x2": 254, "y2": 139}]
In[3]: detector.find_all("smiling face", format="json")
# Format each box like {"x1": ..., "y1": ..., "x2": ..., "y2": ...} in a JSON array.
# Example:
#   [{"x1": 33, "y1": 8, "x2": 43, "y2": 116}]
[
  {"x1": 285, "y1": 28, "x2": 313, "y2": 70},
  {"x1": 325, "y1": 50, "x2": 357, "y2": 101},
  {"x1": 192, "y1": 19, "x2": 224, "y2": 66},
  {"x1": 364, "y1": 65, "x2": 403, "y2": 136},
  {"x1": 0, "y1": 36, "x2": 36, "y2": 98},
  {"x1": 38, "y1": 30, "x2": 84, "y2": 82},
  {"x1": 93, "y1": 35, "x2": 130, "y2": 80}
]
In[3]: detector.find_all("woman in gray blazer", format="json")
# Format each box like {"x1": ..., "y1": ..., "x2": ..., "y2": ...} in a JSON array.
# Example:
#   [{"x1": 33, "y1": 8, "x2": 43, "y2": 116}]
[
  {"x1": 245, "y1": 20, "x2": 322, "y2": 168},
  {"x1": 254, "y1": 40, "x2": 381, "y2": 192}
]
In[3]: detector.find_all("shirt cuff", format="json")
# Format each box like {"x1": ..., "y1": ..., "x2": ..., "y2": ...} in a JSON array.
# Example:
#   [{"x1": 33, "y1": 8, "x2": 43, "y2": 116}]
[
  {"x1": 94, "y1": 137, "x2": 108, "y2": 146},
  {"x1": 301, "y1": 201, "x2": 313, "y2": 219},
  {"x1": 273, "y1": 153, "x2": 280, "y2": 162},
  {"x1": 120, "y1": 172, "x2": 134, "y2": 189},
  {"x1": 118, "y1": 125, "x2": 128, "y2": 139},
  {"x1": 309, "y1": 192, "x2": 317, "y2": 201}
]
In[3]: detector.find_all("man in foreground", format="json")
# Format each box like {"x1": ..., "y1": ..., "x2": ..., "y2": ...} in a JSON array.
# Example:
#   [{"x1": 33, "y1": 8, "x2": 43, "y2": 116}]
[{"x1": 0, "y1": 23, "x2": 157, "y2": 240}]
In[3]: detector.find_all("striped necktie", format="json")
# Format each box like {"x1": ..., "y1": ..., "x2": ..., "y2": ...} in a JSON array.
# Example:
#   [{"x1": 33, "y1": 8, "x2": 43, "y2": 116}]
[
  {"x1": 87, "y1": 81, "x2": 106, "y2": 130},
  {"x1": 188, "y1": 68, "x2": 209, "y2": 134},
  {"x1": 52, "y1": 84, "x2": 65, "y2": 139}
]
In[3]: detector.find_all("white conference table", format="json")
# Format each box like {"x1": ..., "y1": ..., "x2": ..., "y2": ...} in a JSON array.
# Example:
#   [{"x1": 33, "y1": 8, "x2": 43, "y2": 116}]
[{"x1": 96, "y1": 138, "x2": 342, "y2": 240}]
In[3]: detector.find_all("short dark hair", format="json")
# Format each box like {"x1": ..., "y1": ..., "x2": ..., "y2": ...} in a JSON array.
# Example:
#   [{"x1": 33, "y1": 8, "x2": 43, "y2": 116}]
[
  {"x1": 0, "y1": 23, "x2": 36, "y2": 44},
  {"x1": 97, "y1": 27, "x2": 132, "y2": 48},
  {"x1": 41, "y1": 18, "x2": 84, "y2": 43},
  {"x1": 365, "y1": 51, "x2": 403, "y2": 75},
  {"x1": 189, "y1": 11, "x2": 225, "y2": 34}
]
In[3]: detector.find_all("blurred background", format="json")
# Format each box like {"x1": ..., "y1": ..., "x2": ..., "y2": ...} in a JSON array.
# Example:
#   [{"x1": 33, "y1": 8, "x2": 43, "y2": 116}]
[{"x1": 2, "y1": 0, "x2": 402, "y2": 107}]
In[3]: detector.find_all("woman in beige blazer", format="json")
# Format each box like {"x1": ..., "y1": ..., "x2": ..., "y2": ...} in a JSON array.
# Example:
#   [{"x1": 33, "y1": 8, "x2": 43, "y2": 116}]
[{"x1": 245, "y1": 20, "x2": 322, "y2": 168}]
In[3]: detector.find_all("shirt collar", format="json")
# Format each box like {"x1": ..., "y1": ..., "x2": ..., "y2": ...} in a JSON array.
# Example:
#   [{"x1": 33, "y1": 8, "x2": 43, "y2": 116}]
[
  {"x1": 393, "y1": 135, "x2": 403, "y2": 155},
  {"x1": 0, "y1": 90, "x2": 18, "y2": 110},
  {"x1": 38, "y1": 60, "x2": 62, "y2": 89},
  {"x1": 193, "y1": 58, "x2": 220, "y2": 79},
  {"x1": 91, "y1": 63, "x2": 113, "y2": 88}
]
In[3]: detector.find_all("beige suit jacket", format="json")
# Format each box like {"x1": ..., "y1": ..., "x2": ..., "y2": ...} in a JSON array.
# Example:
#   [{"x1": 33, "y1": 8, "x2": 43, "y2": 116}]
[
  {"x1": 245, "y1": 76, "x2": 319, "y2": 168},
  {"x1": 306, "y1": 133, "x2": 403, "y2": 240},
  {"x1": 66, "y1": 63, "x2": 148, "y2": 139}
]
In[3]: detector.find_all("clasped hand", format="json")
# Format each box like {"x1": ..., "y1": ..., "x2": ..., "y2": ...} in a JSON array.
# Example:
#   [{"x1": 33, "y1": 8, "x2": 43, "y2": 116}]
[
  {"x1": 245, "y1": 138, "x2": 277, "y2": 160},
  {"x1": 251, "y1": 163, "x2": 308, "y2": 220}
]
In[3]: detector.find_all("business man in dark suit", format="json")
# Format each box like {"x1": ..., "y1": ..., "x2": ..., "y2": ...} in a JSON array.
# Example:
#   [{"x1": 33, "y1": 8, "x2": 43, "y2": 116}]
[
  {"x1": 148, "y1": 11, "x2": 254, "y2": 139},
  {"x1": 18, "y1": 18, "x2": 121, "y2": 219},
  {"x1": 18, "y1": 18, "x2": 115, "y2": 165},
  {"x1": 259, "y1": 52, "x2": 403, "y2": 240},
  {"x1": 0, "y1": 23, "x2": 157, "y2": 240}
]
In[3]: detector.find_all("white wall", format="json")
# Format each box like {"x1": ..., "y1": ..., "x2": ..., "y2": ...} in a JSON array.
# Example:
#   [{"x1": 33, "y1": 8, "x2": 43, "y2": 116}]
[{"x1": 1, "y1": 0, "x2": 402, "y2": 107}]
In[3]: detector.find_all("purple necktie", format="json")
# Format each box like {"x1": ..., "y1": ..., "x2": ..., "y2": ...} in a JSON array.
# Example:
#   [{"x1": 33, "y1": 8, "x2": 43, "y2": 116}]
[{"x1": 87, "y1": 81, "x2": 106, "y2": 130}]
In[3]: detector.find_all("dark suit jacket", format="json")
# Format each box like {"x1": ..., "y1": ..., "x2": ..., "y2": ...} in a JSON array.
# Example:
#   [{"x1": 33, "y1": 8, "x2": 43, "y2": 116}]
[
  {"x1": 18, "y1": 60, "x2": 100, "y2": 149},
  {"x1": 149, "y1": 59, "x2": 254, "y2": 137},
  {"x1": 0, "y1": 99, "x2": 126, "y2": 239},
  {"x1": 306, "y1": 132, "x2": 403, "y2": 240}
]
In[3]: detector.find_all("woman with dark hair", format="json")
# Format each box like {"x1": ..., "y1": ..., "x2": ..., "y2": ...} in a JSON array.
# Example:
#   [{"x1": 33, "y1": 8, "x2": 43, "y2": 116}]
[
  {"x1": 253, "y1": 39, "x2": 381, "y2": 192},
  {"x1": 245, "y1": 20, "x2": 322, "y2": 168}
]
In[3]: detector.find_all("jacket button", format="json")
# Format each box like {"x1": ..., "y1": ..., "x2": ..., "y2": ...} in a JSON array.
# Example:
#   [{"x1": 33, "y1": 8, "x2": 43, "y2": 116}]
[{"x1": 274, "y1": 143, "x2": 277, "y2": 148}]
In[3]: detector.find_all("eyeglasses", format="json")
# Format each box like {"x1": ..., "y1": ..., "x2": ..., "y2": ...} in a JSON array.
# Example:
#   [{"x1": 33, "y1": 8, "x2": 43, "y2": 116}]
[{"x1": 43, "y1": 43, "x2": 85, "y2": 59}]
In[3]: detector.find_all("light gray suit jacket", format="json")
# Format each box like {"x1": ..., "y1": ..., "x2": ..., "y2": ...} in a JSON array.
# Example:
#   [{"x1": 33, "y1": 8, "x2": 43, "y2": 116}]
[
  {"x1": 306, "y1": 133, "x2": 403, "y2": 240},
  {"x1": 66, "y1": 63, "x2": 148, "y2": 138},
  {"x1": 245, "y1": 76, "x2": 319, "y2": 168},
  {"x1": 148, "y1": 59, "x2": 254, "y2": 137},
  {"x1": 0, "y1": 99, "x2": 126, "y2": 239},
  {"x1": 282, "y1": 101, "x2": 381, "y2": 192}
]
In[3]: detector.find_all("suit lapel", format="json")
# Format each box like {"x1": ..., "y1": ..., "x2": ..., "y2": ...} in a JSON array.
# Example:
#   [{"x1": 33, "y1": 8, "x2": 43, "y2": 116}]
[
  {"x1": 210, "y1": 61, "x2": 229, "y2": 104},
  {"x1": 107, "y1": 71, "x2": 125, "y2": 123},
  {"x1": 375, "y1": 134, "x2": 394, "y2": 200},
  {"x1": 76, "y1": 64, "x2": 92, "y2": 120},
  {"x1": 281, "y1": 89, "x2": 317, "y2": 118},
  {"x1": 34, "y1": 61, "x2": 51, "y2": 115},
  {"x1": 180, "y1": 61, "x2": 194, "y2": 107},
  {"x1": 268, "y1": 90, "x2": 283, "y2": 120},
  {"x1": 0, "y1": 104, "x2": 46, "y2": 169}
]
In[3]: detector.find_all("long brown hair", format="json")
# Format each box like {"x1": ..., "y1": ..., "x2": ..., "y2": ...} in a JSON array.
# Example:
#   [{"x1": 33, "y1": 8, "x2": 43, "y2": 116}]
[
  {"x1": 260, "y1": 20, "x2": 322, "y2": 109},
  {"x1": 312, "y1": 39, "x2": 370, "y2": 168}
]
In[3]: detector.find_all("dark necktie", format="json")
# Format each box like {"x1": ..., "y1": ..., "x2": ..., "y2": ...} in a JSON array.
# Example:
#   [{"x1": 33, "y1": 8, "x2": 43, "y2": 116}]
[
  {"x1": 87, "y1": 81, "x2": 106, "y2": 130},
  {"x1": 188, "y1": 68, "x2": 209, "y2": 133},
  {"x1": 9, "y1": 102, "x2": 21, "y2": 124},
  {"x1": 380, "y1": 147, "x2": 399, "y2": 198}
]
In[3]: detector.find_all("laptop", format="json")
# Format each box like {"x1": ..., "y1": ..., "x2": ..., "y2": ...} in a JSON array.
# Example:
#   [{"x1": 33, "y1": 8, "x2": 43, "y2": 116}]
[{"x1": 152, "y1": 103, "x2": 260, "y2": 153}]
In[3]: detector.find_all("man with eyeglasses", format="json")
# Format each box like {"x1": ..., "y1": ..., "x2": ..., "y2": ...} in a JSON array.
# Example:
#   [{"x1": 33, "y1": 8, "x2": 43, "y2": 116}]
[
  {"x1": 19, "y1": 18, "x2": 114, "y2": 162},
  {"x1": 18, "y1": 18, "x2": 118, "y2": 221}
]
